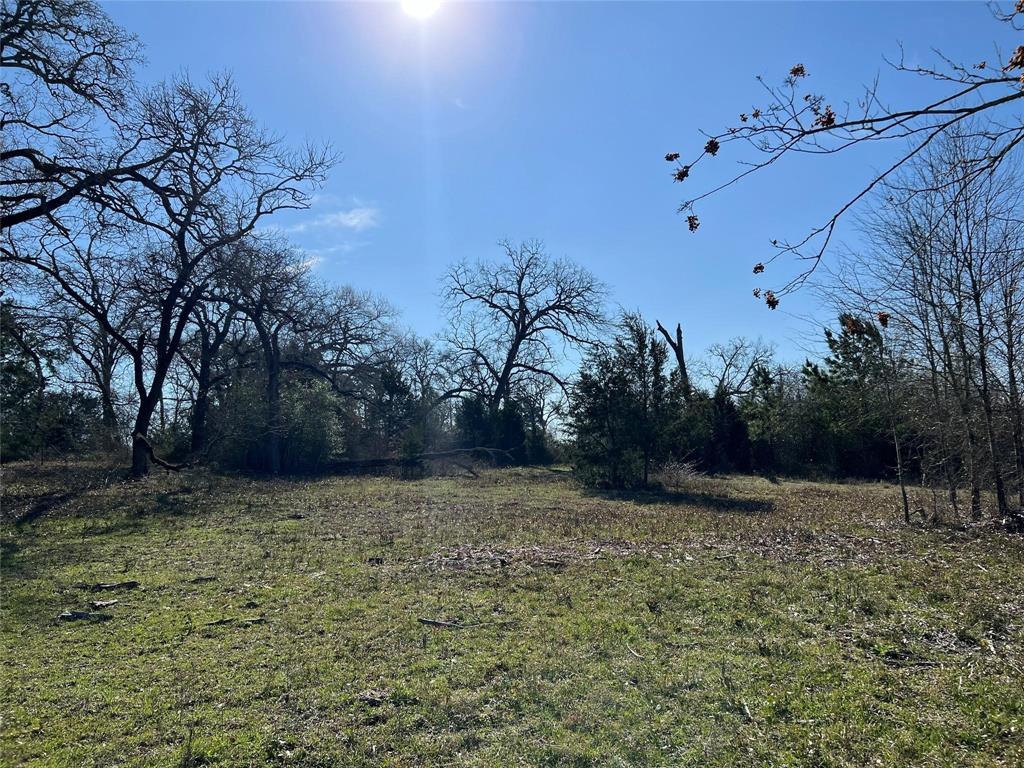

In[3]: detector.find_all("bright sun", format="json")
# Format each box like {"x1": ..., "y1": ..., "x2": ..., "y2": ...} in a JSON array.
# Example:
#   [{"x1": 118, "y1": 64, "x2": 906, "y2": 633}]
[{"x1": 401, "y1": 0, "x2": 440, "y2": 19}]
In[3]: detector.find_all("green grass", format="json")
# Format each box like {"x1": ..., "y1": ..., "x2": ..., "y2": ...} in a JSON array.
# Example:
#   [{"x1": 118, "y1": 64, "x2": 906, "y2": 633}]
[{"x1": 2, "y1": 463, "x2": 1023, "y2": 767}]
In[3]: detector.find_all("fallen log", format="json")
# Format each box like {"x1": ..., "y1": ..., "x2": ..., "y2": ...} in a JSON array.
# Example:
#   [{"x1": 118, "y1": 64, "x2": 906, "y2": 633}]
[{"x1": 327, "y1": 447, "x2": 512, "y2": 472}]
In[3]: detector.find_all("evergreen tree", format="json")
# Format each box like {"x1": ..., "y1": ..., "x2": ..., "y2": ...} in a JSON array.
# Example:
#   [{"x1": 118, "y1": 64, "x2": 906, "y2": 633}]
[
  {"x1": 801, "y1": 314, "x2": 896, "y2": 478},
  {"x1": 569, "y1": 314, "x2": 680, "y2": 487}
]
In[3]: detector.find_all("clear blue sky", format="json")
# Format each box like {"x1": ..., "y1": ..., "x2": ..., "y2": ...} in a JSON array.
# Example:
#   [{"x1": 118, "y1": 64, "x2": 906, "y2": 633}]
[{"x1": 105, "y1": 1, "x2": 1017, "y2": 363}]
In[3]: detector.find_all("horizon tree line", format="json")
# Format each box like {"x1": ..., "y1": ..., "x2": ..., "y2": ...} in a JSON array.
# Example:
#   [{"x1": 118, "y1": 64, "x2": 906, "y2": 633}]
[{"x1": 4, "y1": 1, "x2": 1024, "y2": 531}]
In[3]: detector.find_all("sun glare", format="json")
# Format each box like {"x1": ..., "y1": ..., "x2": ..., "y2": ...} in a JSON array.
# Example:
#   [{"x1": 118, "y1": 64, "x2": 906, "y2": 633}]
[{"x1": 401, "y1": 0, "x2": 440, "y2": 19}]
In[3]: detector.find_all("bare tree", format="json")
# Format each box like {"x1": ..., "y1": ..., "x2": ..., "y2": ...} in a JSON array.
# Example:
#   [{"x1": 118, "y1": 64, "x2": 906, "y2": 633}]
[
  {"x1": 3, "y1": 75, "x2": 332, "y2": 476},
  {"x1": 180, "y1": 297, "x2": 239, "y2": 455},
  {"x1": 443, "y1": 239, "x2": 606, "y2": 413},
  {"x1": 699, "y1": 337, "x2": 774, "y2": 398},
  {"x1": 225, "y1": 240, "x2": 395, "y2": 473},
  {"x1": 0, "y1": 0, "x2": 176, "y2": 230},
  {"x1": 827, "y1": 128, "x2": 1024, "y2": 523},
  {"x1": 667, "y1": 7, "x2": 1024, "y2": 304}
]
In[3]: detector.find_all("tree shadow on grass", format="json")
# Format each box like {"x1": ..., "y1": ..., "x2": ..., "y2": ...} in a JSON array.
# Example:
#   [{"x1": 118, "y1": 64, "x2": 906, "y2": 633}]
[
  {"x1": 71, "y1": 487, "x2": 201, "y2": 541},
  {"x1": 1, "y1": 484, "x2": 204, "y2": 587},
  {"x1": 582, "y1": 485, "x2": 775, "y2": 515},
  {"x1": 4, "y1": 462, "x2": 124, "y2": 527}
]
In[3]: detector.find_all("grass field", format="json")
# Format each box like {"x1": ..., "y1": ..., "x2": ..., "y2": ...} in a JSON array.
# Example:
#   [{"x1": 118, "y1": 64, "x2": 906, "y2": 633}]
[{"x1": 2, "y1": 463, "x2": 1023, "y2": 767}]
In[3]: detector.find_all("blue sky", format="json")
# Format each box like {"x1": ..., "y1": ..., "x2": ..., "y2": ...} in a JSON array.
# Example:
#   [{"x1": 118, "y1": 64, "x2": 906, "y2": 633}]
[{"x1": 105, "y1": 1, "x2": 1019, "y2": 364}]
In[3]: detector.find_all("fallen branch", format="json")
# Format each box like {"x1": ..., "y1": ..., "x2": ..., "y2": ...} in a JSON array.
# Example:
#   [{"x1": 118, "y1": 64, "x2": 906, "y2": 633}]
[
  {"x1": 417, "y1": 617, "x2": 516, "y2": 630},
  {"x1": 205, "y1": 615, "x2": 266, "y2": 627},
  {"x1": 626, "y1": 643, "x2": 648, "y2": 660},
  {"x1": 447, "y1": 460, "x2": 479, "y2": 477},
  {"x1": 132, "y1": 433, "x2": 188, "y2": 472}
]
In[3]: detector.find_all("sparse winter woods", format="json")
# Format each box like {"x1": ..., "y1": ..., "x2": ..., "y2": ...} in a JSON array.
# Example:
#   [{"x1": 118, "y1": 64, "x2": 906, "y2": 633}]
[
  {"x1": 822, "y1": 130, "x2": 1024, "y2": 526},
  {"x1": 4, "y1": 3, "x2": 1024, "y2": 766},
  {"x1": 3, "y1": 0, "x2": 1024, "y2": 518}
]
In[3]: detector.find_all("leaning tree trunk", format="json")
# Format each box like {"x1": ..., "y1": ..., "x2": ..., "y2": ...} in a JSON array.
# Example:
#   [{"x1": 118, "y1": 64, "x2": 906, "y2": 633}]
[{"x1": 129, "y1": 346, "x2": 176, "y2": 478}]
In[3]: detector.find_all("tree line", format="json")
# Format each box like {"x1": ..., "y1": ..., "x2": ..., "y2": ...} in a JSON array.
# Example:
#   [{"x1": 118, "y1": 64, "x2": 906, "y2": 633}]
[
  {"x1": 3, "y1": 1, "x2": 1024, "y2": 529},
  {"x1": 572, "y1": 127, "x2": 1024, "y2": 529}
]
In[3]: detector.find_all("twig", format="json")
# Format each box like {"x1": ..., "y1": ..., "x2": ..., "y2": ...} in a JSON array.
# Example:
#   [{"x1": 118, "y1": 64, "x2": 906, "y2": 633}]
[
  {"x1": 417, "y1": 617, "x2": 515, "y2": 630},
  {"x1": 626, "y1": 643, "x2": 648, "y2": 660}
]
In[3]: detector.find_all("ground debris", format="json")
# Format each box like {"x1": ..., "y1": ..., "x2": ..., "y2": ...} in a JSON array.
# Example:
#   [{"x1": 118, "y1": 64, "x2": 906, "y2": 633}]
[
  {"x1": 417, "y1": 616, "x2": 516, "y2": 630},
  {"x1": 74, "y1": 580, "x2": 140, "y2": 592},
  {"x1": 57, "y1": 610, "x2": 113, "y2": 622},
  {"x1": 412, "y1": 531, "x2": 927, "y2": 573},
  {"x1": 413, "y1": 541, "x2": 666, "y2": 573},
  {"x1": 205, "y1": 615, "x2": 266, "y2": 627},
  {"x1": 356, "y1": 688, "x2": 390, "y2": 706},
  {"x1": 88, "y1": 599, "x2": 118, "y2": 609}
]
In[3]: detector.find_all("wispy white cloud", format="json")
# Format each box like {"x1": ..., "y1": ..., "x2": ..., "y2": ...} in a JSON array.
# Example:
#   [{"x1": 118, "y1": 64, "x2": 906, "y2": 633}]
[{"x1": 285, "y1": 206, "x2": 381, "y2": 234}]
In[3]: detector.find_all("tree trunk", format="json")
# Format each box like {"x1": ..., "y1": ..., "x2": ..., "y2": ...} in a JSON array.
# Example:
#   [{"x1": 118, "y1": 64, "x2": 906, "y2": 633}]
[
  {"x1": 491, "y1": 335, "x2": 524, "y2": 414},
  {"x1": 265, "y1": 355, "x2": 282, "y2": 475},
  {"x1": 949, "y1": 309, "x2": 983, "y2": 518},
  {"x1": 893, "y1": 423, "x2": 910, "y2": 524},
  {"x1": 1002, "y1": 298, "x2": 1024, "y2": 508},
  {"x1": 656, "y1": 321, "x2": 691, "y2": 402},
  {"x1": 100, "y1": 393, "x2": 118, "y2": 447},
  {"x1": 190, "y1": 354, "x2": 212, "y2": 454},
  {"x1": 190, "y1": 390, "x2": 210, "y2": 455},
  {"x1": 970, "y1": 278, "x2": 1010, "y2": 517},
  {"x1": 95, "y1": 342, "x2": 120, "y2": 449},
  {"x1": 130, "y1": 399, "x2": 157, "y2": 478}
]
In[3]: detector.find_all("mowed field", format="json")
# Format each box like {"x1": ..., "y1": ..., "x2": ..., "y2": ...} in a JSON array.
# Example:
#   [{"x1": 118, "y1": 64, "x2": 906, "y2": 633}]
[{"x1": 2, "y1": 464, "x2": 1023, "y2": 767}]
